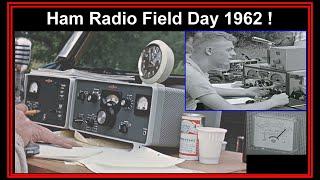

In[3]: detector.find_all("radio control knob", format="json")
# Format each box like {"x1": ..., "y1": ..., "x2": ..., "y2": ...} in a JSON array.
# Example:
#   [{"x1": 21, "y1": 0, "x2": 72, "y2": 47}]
[
  {"x1": 119, "y1": 123, "x2": 128, "y2": 134},
  {"x1": 105, "y1": 108, "x2": 116, "y2": 128},
  {"x1": 97, "y1": 109, "x2": 116, "y2": 128},
  {"x1": 85, "y1": 117, "x2": 94, "y2": 127},
  {"x1": 87, "y1": 93, "x2": 99, "y2": 103},
  {"x1": 97, "y1": 110, "x2": 106, "y2": 125},
  {"x1": 273, "y1": 59, "x2": 281, "y2": 64},
  {"x1": 74, "y1": 114, "x2": 84, "y2": 123},
  {"x1": 120, "y1": 97, "x2": 133, "y2": 109},
  {"x1": 78, "y1": 91, "x2": 86, "y2": 101}
]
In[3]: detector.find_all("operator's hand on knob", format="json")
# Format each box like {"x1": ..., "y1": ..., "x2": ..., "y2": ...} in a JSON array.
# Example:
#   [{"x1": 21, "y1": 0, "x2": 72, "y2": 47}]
[
  {"x1": 15, "y1": 108, "x2": 81, "y2": 148},
  {"x1": 269, "y1": 93, "x2": 289, "y2": 107}
]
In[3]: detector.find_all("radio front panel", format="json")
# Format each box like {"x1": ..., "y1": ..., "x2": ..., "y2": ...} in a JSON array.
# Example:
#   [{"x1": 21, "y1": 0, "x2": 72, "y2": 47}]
[
  {"x1": 243, "y1": 64, "x2": 288, "y2": 96},
  {"x1": 70, "y1": 79, "x2": 153, "y2": 144},
  {"x1": 269, "y1": 46, "x2": 306, "y2": 71},
  {"x1": 24, "y1": 75, "x2": 72, "y2": 128}
]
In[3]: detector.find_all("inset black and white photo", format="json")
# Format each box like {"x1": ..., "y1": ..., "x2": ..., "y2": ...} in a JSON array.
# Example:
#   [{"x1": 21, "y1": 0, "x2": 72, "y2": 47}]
[{"x1": 185, "y1": 31, "x2": 306, "y2": 110}]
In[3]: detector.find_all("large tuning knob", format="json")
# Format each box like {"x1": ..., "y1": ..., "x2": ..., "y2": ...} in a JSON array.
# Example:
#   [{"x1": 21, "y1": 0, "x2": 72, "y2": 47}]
[
  {"x1": 96, "y1": 108, "x2": 116, "y2": 128},
  {"x1": 97, "y1": 110, "x2": 106, "y2": 125}
]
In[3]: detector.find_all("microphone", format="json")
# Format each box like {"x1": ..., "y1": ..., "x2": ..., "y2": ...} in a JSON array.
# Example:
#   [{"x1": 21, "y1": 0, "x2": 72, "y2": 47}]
[
  {"x1": 15, "y1": 37, "x2": 32, "y2": 103},
  {"x1": 15, "y1": 37, "x2": 32, "y2": 65},
  {"x1": 252, "y1": 37, "x2": 275, "y2": 46}
]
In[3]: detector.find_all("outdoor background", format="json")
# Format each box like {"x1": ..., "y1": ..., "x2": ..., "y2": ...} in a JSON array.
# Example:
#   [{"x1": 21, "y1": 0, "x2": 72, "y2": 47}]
[
  {"x1": 14, "y1": 31, "x2": 185, "y2": 75},
  {"x1": 15, "y1": 31, "x2": 295, "y2": 76}
]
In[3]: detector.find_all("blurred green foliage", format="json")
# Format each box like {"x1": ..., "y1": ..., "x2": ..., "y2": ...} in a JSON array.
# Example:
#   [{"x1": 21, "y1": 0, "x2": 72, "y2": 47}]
[
  {"x1": 15, "y1": 31, "x2": 72, "y2": 69},
  {"x1": 187, "y1": 31, "x2": 295, "y2": 62},
  {"x1": 15, "y1": 31, "x2": 184, "y2": 75},
  {"x1": 76, "y1": 31, "x2": 184, "y2": 75},
  {"x1": 15, "y1": 31, "x2": 295, "y2": 75},
  {"x1": 230, "y1": 31, "x2": 295, "y2": 61}
]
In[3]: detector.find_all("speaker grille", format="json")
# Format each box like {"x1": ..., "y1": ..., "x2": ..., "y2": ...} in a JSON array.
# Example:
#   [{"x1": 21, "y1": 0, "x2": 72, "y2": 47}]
[{"x1": 158, "y1": 88, "x2": 184, "y2": 147}]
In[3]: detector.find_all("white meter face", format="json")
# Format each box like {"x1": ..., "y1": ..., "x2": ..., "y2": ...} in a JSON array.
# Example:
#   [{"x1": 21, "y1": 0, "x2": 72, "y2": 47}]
[
  {"x1": 136, "y1": 96, "x2": 148, "y2": 110},
  {"x1": 29, "y1": 82, "x2": 39, "y2": 93},
  {"x1": 253, "y1": 115, "x2": 295, "y2": 152}
]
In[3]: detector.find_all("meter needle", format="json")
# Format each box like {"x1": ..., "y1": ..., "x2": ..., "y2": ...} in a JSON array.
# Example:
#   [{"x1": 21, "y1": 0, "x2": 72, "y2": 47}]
[
  {"x1": 276, "y1": 129, "x2": 286, "y2": 139},
  {"x1": 269, "y1": 129, "x2": 286, "y2": 140}
]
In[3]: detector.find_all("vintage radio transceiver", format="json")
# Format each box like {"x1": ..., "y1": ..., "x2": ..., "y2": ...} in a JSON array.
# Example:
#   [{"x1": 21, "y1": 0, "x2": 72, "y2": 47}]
[
  {"x1": 246, "y1": 111, "x2": 306, "y2": 155},
  {"x1": 24, "y1": 70, "x2": 185, "y2": 147},
  {"x1": 268, "y1": 46, "x2": 306, "y2": 71},
  {"x1": 23, "y1": 32, "x2": 190, "y2": 147},
  {"x1": 24, "y1": 71, "x2": 75, "y2": 129},
  {"x1": 243, "y1": 64, "x2": 306, "y2": 105},
  {"x1": 243, "y1": 64, "x2": 288, "y2": 95},
  {"x1": 287, "y1": 70, "x2": 306, "y2": 101},
  {"x1": 69, "y1": 78, "x2": 185, "y2": 147}
]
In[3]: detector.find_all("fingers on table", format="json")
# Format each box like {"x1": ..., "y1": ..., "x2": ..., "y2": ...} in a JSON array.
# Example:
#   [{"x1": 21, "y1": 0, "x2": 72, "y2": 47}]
[{"x1": 37, "y1": 125, "x2": 81, "y2": 149}]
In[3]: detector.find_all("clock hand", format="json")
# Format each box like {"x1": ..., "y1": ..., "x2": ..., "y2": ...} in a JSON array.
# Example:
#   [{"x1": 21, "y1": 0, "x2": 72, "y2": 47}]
[
  {"x1": 276, "y1": 129, "x2": 286, "y2": 139},
  {"x1": 149, "y1": 60, "x2": 155, "y2": 66}
]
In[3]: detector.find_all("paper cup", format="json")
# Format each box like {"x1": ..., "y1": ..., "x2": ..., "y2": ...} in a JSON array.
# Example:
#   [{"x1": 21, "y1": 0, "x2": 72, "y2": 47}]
[
  {"x1": 221, "y1": 141, "x2": 227, "y2": 151},
  {"x1": 197, "y1": 127, "x2": 227, "y2": 164}
]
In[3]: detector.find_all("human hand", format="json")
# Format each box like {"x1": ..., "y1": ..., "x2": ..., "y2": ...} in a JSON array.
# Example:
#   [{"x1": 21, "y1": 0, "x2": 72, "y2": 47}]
[
  {"x1": 245, "y1": 87, "x2": 269, "y2": 97},
  {"x1": 15, "y1": 103, "x2": 28, "y2": 113},
  {"x1": 269, "y1": 93, "x2": 289, "y2": 106},
  {"x1": 15, "y1": 109, "x2": 80, "y2": 149}
]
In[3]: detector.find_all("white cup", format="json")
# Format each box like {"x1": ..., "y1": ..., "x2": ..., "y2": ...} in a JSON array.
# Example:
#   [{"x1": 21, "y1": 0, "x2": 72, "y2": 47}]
[
  {"x1": 197, "y1": 127, "x2": 227, "y2": 164},
  {"x1": 221, "y1": 141, "x2": 227, "y2": 152}
]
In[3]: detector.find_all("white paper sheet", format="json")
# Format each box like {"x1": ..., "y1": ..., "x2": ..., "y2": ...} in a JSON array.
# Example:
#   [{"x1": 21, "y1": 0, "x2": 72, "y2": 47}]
[
  {"x1": 53, "y1": 130, "x2": 133, "y2": 149},
  {"x1": 34, "y1": 144, "x2": 103, "y2": 161},
  {"x1": 210, "y1": 82, "x2": 255, "y2": 105},
  {"x1": 78, "y1": 146, "x2": 185, "y2": 168},
  {"x1": 211, "y1": 82, "x2": 244, "y2": 90},
  {"x1": 35, "y1": 131, "x2": 195, "y2": 173},
  {"x1": 225, "y1": 97, "x2": 253, "y2": 105},
  {"x1": 82, "y1": 163, "x2": 204, "y2": 173}
]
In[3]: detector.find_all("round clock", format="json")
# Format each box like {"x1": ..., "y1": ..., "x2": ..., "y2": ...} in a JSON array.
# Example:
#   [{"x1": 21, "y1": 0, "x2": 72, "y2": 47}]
[{"x1": 138, "y1": 40, "x2": 174, "y2": 84}]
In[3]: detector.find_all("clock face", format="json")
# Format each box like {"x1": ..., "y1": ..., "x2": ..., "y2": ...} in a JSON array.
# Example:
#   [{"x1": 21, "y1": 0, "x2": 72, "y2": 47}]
[
  {"x1": 253, "y1": 115, "x2": 295, "y2": 152},
  {"x1": 138, "y1": 40, "x2": 174, "y2": 84},
  {"x1": 140, "y1": 44, "x2": 162, "y2": 79}
]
